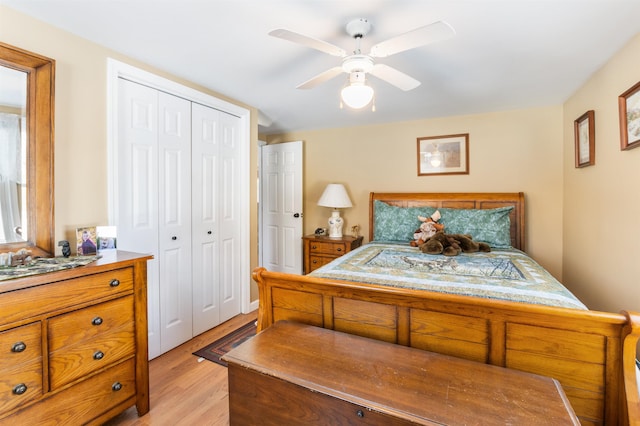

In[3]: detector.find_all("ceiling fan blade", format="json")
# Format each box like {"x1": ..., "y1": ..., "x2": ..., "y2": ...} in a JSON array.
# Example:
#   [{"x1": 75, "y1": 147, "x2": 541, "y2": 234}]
[
  {"x1": 369, "y1": 21, "x2": 455, "y2": 58},
  {"x1": 296, "y1": 66, "x2": 343, "y2": 89},
  {"x1": 269, "y1": 29, "x2": 346, "y2": 57},
  {"x1": 369, "y1": 64, "x2": 421, "y2": 91}
]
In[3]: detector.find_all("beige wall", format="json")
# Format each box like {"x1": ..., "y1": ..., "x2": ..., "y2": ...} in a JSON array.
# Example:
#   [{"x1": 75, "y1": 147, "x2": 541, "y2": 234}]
[
  {"x1": 0, "y1": 6, "x2": 261, "y2": 301},
  {"x1": 267, "y1": 33, "x2": 640, "y2": 316},
  {"x1": 267, "y1": 106, "x2": 565, "y2": 279},
  {"x1": 562, "y1": 33, "x2": 640, "y2": 314},
  {"x1": 3, "y1": 4, "x2": 637, "y2": 315}
]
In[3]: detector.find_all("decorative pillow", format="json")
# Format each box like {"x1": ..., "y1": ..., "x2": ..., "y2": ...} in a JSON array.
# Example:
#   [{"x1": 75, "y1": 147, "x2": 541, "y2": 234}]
[
  {"x1": 373, "y1": 201, "x2": 437, "y2": 242},
  {"x1": 438, "y1": 206, "x2": 514, "y2": 248}
]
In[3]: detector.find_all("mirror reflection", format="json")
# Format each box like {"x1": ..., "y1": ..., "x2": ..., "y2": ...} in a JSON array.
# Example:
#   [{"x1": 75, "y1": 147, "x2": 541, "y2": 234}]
[{"x1": 0, "y1": 65, "x2": 28, "y2": 243}]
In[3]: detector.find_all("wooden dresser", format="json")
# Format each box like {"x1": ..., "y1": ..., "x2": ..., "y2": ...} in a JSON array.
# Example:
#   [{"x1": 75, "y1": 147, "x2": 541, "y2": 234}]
[
  {"x1": 303, "y1": 235, "x2": 363, "y2": 273},
  {"x1": 0, "y1": 251, "x2": 151, "y2": 425}
]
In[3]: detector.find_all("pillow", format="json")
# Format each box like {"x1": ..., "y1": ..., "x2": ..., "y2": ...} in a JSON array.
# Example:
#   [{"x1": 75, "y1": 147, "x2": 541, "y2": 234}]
[
  {"x1": 373, "y1": 200, "x2": 437, "y2": 242},
  {"x1": 438, "y1": 206, "x2": 514, "y2": 248}
]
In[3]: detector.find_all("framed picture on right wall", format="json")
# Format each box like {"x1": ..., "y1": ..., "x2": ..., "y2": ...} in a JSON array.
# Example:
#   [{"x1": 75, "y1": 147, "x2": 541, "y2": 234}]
[
  {"x1": 618, "y1": 80, "x2": 640, "y2": 151},
  {"x1": 574, "y1": 110, "x2": 595, "y2": 168}
]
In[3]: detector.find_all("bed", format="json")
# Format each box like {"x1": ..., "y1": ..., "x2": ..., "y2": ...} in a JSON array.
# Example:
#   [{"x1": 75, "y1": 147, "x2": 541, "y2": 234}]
[{"x1": 253, "y1": 192, "x2": 640, "y2": 425}]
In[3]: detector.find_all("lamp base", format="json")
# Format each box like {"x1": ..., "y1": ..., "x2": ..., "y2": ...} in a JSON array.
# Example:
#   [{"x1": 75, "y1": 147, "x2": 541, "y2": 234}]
[{"x1": 327, "y1": 210, "x2": 344, "y2": 238}]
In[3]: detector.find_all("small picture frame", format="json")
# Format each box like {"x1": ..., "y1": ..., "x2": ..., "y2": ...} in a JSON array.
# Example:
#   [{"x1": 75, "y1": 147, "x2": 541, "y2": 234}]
[
  {"x1": 618, "y1": 80, "x2": 640, "y2": 151},
  {"x1": 417, "y1": 133, "x2": 469, "y2": 176},
  {"x1": 76, "y1": 226, "x2": 97, "y2": 256},
  {"x1": 574, "y1": 110, "x2": 595, "y2": 167},
  {"x1": 96, "y1": 226, "x2": 117, "y2": 252}
]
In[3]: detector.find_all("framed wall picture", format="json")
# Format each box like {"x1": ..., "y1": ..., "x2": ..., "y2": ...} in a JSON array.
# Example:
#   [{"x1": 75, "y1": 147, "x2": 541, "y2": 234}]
[
  {"x1": 618, "y1": 80, "x2": 640, "y2": 151},
  {"x1": 574, "y1": 110, "x2": 595, "y2": 167},
  {"x1": 417, "y1": 133, "x2": 469, "y2": 176}
]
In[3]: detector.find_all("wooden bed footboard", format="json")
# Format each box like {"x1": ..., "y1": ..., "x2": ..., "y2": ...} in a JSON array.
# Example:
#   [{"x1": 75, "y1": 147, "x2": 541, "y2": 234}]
[{"x1": 253, "y1": 268, "x2": 640, "y2": 426}]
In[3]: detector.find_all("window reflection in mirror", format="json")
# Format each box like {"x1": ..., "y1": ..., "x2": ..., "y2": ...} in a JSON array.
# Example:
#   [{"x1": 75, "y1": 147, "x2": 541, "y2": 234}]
[
  {"x1": 0, "y1": 42, "x2": 55, "y2": 258},
  {"x1": 0, "y1": 65, "x2": 28, "y2": 243}
]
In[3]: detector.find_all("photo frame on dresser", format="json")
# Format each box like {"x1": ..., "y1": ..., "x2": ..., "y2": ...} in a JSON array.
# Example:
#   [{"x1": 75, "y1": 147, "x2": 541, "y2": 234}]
[
  {"x1": 417, "y1": 133, "x2": 469, "y2": 176},
  {"x1": 75, "y1": 226, "x2": 97, "y2": 255},
  {"x1": 574, "y1": 110, "x2": 595, "y2": 167},
  {"x1": 619, "y1": 80, "x2": 640, "y2": 151}
]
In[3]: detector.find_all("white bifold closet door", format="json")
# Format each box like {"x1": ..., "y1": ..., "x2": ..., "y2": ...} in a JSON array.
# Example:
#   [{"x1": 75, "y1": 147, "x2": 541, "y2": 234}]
[
  {"x1": 116, "y1": 79, "x2": 242, "y2": 358},
  {"x1": 191, "y1": 103, "x2": 242, "y2": 335}
]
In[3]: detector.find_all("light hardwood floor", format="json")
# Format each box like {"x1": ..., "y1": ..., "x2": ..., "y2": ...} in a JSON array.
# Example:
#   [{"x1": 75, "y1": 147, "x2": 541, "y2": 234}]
[{"x1": 105, "y1": 311, "x2": 258, "y2": 426}]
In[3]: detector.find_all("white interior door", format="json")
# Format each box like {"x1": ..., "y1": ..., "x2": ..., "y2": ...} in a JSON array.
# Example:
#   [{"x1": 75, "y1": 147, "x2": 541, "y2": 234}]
[
  {"x1": 116, "y1": 78, "x2": 161, "y2": 358},
  {"x1": 157, "y1": 92, "x2": 193, "y2": 354},
  {"x1": 260, "y1": 141, "x2": 303, "y2": 274},
  {"x1": 218, "y1": 111, "x2": 243, "y2": 321},
  {"x1": 191, "y1": 103, "x2": 220, "y2": 335},
  {"x1": 110, "y1": 60, "x2": 251, "y2": 358}
]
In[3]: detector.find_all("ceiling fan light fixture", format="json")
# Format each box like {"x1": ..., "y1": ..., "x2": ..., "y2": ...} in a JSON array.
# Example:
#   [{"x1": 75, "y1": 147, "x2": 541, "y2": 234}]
[
  {"x1": 341, "y1": 72, "x2": 374, "y2": 109},
  {"x1": 342, "y1": 55, "x2": 374, "y2": 73}
]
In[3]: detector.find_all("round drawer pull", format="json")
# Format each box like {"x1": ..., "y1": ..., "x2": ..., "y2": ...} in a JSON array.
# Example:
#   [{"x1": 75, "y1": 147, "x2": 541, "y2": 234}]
[
  {"x1": 11, "y1": 341, "x2": 26, "y2": 353},
  {"x1": 109, "y1": 279, "x2": 120, "y2": 287},
  {"x1": 336, "y1": 248, "x2": 342, "y2": 252},
  {"x1": 171, "y1": 236, "x2": 177, "y2": 240},
  {"x1": 356, "y1": 409, "x2": 364, "y2": 418},
  {"x1": 312, "y1": 260, "x2": 318, "y2": 264},
  {"x1": 93, "y1": 350, "x2": 105, "y2": 361},
  {"x1": 312, "y1": 245, "x2": 317, "y2": 249},
  {"x1": 92, "y1": 317, "x2": 103, "y2": 326},
  {"x1": 112, "y1": 382, "x2": 123, "y2": 392},
  {"x1": 207, "y1": 230, "x2": 212, "y2": 235},
  {"x1": 12, "y1": 383, "x2": 27, "y2": 395}
]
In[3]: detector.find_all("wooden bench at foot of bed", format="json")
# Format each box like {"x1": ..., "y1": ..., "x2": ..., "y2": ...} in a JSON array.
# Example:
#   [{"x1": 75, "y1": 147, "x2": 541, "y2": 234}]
[{"x1": 253, "y1": 268, "x2": 640, "y2": 426}]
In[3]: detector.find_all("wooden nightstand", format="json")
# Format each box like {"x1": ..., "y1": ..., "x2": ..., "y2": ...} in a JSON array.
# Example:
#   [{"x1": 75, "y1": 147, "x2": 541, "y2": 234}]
[{"x1": 303, "y1": 234, "x2": 363, "y2": 274}]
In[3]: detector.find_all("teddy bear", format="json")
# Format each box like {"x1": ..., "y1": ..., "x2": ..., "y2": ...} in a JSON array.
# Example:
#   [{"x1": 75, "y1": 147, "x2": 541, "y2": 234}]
[
  {"x1": 409, "y1": 211, "x2": 445, "y2": 247},
  {"x1": 419, "y1": 231, "x2": 491, "y2": 256}
]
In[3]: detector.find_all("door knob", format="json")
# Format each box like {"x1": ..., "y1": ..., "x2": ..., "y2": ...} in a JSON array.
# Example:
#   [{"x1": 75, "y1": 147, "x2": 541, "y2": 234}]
[{"x1": 294, "y1": 213, "x2": 302, "y2": 218}]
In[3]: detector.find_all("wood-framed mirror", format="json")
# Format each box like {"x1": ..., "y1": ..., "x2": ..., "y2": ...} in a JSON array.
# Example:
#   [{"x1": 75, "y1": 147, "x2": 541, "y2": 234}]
[{"x1": 0, "y1": 42, "x2": 55, "y2": 257}]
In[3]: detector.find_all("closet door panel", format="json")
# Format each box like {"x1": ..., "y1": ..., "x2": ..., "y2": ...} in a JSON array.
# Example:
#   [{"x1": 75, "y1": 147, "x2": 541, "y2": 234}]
[
  {"x1": 117, "y1": 79, "x2": 161, "y2": 359},
  {"x1": 219, "y1": 112, "x2": 243, "y2": 322},
  {"x1": 158, "y1": 92, "x2": 193, "y2": 353},
  {"x1": 192, "y1": 104, "x2": 221, "y2": 334}
]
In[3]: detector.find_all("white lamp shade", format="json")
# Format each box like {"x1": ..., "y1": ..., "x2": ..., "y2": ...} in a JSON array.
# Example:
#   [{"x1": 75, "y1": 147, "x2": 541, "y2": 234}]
[
  {"x1": 317, "y1": 184, "x2": 353, "y2": 209},
  {"x1": 341, "y1": 83, "x2": 374, "y2": 109}
]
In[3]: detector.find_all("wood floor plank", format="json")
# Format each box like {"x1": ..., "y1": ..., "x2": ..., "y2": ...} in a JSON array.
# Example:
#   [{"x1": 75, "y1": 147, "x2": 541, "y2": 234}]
[{"x1": 105, "y1": 311, "x2": 258, "y2": 426}]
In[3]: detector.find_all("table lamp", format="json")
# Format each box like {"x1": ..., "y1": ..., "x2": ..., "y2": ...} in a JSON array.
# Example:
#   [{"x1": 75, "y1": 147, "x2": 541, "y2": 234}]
[{"x1": 317, "y1": 184, "x2": 353, "y2": 238}]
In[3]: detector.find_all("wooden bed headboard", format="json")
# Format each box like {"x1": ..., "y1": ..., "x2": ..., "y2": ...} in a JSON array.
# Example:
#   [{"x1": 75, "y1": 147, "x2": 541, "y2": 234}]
[{"x1": 369, "y1": 192, "x2": 526, "y2": 251}]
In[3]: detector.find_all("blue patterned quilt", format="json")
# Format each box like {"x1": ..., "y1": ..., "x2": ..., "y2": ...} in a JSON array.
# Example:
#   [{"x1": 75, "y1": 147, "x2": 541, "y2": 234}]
[{"x1": 309, "y1": 242, "x2": 587, "y2": 310}]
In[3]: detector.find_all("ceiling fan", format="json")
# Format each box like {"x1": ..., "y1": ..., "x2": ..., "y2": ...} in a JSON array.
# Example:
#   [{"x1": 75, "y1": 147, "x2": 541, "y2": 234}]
[{"x1": 269, "y1": 18, "x2": 455, "y2": 105}]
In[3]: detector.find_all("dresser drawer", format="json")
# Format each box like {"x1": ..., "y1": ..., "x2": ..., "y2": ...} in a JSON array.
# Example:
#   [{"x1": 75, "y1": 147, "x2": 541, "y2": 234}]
[
  {"x1": 0, "y1": 358, "x2": 43, "y2": 414},
  {"x1": 0, "y1": 322, "x2": 41, "y2": 370},
  {"x1": 308, "y1": 255, "x2": 334, "y2": 272},
  {"x1": 48, "y1": 296, "x2": 135, "y2": 390},
  {"x1": 308, "y1": 241, "x2": 347, "y2": 255},
  {"x1": 0, "y1": 268, "x2": 134, "y2": 325},
  {"x1": 0, "y1": 358, "x2": 136, "y2": 426},
  {"x1": 0, "y1": 322, "x2": 43, "y2": 412}
]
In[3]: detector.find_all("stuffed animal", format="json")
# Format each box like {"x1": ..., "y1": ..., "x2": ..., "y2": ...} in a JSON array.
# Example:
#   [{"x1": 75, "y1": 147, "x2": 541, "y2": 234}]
[
  {"x1": 409, "y1": 211, "x2": 445, "y2": 247},
  {"x1": 419, "y1": 231, "x2": 491, "y2": 256}
]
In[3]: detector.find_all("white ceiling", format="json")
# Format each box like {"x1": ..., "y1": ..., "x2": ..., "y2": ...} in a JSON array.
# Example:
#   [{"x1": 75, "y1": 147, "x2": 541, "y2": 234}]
[{"x1": 2, "y1": 0, "x2": 640, "y2": 135}]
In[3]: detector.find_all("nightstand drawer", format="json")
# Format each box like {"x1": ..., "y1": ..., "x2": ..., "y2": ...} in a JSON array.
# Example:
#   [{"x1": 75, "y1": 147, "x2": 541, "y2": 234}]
[
  {"x1": 308, "y1": 241, "x2": 347, "y2": 255},
  {"x1": 303, "y1": 235, "x2": 363, "y2": 274},
  {"x1": 308, "y1": 255, "x2": 334, "y2": 272}
]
